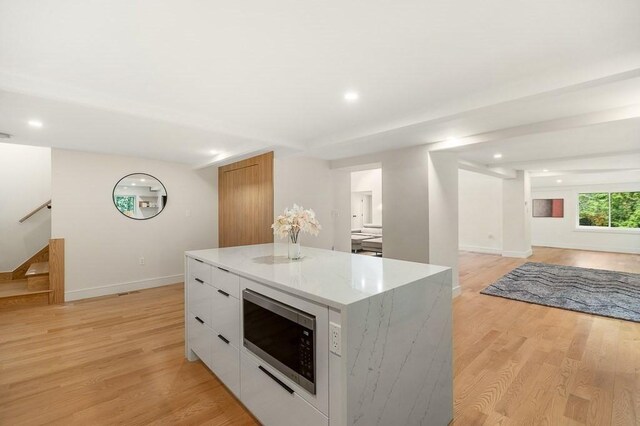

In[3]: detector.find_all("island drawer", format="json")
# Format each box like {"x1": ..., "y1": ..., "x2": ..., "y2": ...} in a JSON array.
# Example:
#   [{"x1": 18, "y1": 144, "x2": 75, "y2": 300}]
[
  {"x1": 187, "y1": 276, "x2": 213, "y2": 327},
  {"x1": 188, "y1": 314, "x2": 212, "y2": 370},
  {"x1": 240, "y1": 352, "x2": 328, "y2": 426},
  {"x1": 212, "y1": 267, "x2": 240, "y2": 298},
  {"x1": 210, "y1": 328, "x2": 240, "y2": 397},
  {"x1": 188, "y1": 257, "x2": 212, "y2": 284},
  {"x1": 211, "y1": 287, "x2": 240, "y2": 348}
]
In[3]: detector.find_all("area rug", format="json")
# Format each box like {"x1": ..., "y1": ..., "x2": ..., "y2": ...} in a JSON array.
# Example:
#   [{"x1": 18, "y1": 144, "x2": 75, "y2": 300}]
[{"x1": 480, "y1": 262, "x2": 640, "y2": 323}]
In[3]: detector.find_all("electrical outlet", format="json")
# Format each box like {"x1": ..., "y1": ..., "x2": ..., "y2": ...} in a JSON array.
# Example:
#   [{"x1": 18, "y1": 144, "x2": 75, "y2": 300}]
[
  {"x1": 329, "y1": 322, "x2": 341, "y2": 356},
  {"x1": 139, "y1": 257, "x2": 145, "y2": 265}
]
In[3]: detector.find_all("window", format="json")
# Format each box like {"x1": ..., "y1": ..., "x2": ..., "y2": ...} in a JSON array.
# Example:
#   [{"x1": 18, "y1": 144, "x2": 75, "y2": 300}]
[
  {"x1": 578, "y1": 192, "x2": 640, "y2": 229},
  {"x1": 115, "y1": 195, "x2": 136, "y2": 216}
]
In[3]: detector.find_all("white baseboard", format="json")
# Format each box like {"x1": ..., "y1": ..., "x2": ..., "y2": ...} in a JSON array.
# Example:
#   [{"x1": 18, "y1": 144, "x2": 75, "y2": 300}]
[
  {"x1": 65, "y1": 274, "x2": 183, "y2": 301},
  {"x1": 452, "y1": 285, "x2": 461, "y2": 298},
  {"x1": 501, "y1": 249, "x2": 533, "y2": 258},
  {"x1": 459, "y1": 245, "x2": 502, "y2": 255},
  {"x1": 533, "y1": 242, "x2": 640, "y2": 255}
]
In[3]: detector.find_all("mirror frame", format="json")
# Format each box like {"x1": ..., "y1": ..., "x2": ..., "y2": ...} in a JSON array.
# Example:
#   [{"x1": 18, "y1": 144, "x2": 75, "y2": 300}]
[{"x1": 112, "y1": 172, "x2": 168, "y2": 221}]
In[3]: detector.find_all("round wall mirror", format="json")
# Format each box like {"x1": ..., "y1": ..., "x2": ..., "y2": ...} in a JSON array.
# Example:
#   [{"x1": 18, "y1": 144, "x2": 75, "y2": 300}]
[{"x1": 112, "y1": 173, "x2": 168, "y2": 220}]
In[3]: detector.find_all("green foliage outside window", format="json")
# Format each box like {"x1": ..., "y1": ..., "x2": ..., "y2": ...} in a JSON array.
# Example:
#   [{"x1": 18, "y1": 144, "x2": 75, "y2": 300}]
[
  {"x1": 578, "y1": 192, "x2": 640, "y2": 228},
  {"x1": 115, "y1": 195, "x2": 135, "y2": 215},
  {"x1": 611, "y1": 192, "x2": 640, "y2": 228},
  {"x1": 578, "y1": 193, "x2": 609, "y2": 227}
]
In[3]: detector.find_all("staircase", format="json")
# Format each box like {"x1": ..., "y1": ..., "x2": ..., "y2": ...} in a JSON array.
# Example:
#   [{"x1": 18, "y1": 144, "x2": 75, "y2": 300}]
[
  {"x1": 0, "y1": 240, "x2": 64, "y2": 309},
  {"x1": 0, "y1": 278, "x2": 52, "y2": 308}
]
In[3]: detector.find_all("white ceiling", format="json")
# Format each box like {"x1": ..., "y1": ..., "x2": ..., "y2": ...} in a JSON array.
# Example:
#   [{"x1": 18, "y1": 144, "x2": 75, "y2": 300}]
[
  {"x1": 456, "y1": 118, "x2": 640, "y2": 167},
  {"x1": 531, "y1": 169, "x2": 640, "y2": 188},
  {"x1": 0, "y1": 0, "x2": 639, "y2": 168}
]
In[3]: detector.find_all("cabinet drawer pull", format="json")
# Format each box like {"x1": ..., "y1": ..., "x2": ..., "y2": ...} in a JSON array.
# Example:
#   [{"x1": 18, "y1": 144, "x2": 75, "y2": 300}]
[
  {"x1": 258, "y1": 365, "x2": 294, "y2": 394},
  {"x1": 194, "y1": 259, "x2": 204, "y2": 263},
  {"x1": 195, "y1": 278, "x2": 204, "y2": 284},
  {"x1": 195, "y1": 316, "x2": 204, "y2": 324},
  {"x1": 217, "y1": 266, "x2": 229, "y2": 273},
  {"x1": 217, "y1": 289, "x2": 230, "y2": 297},
  {"x1": 217, "y1": 334, "x2": 230, "y2": 344}
]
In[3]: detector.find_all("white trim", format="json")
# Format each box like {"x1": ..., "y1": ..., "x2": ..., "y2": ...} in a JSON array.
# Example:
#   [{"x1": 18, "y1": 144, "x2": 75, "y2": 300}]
[
  {"x1": 501, "y1": 249, "x2": 533, "y2": 258},
  {"x1": 452, "y1": 285, "x2": 461, "y2": 298},
  {"x1": 574, "y1": 226, "x2": 640, "y2": 235},
  {"x1": 459, "y1": 245, "x2": 502, "y2": 255},
  {"x1": 533, "y1": 242, "x2": 640, "y2": 255},
  {"x1": 65, "y1": 274, "x2": 182, "y2": 301}
]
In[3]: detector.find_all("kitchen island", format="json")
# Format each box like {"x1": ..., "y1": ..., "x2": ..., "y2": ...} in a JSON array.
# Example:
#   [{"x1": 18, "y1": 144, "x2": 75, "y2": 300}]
[{"x1": 185, "y1": 243, "x2": 452, "y2": 426}]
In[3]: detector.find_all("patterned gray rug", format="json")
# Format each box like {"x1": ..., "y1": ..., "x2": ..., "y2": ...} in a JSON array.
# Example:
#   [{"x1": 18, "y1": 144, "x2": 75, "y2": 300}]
[{"x1": 481, "y1": 262, "x2": 640, "y2": 323}]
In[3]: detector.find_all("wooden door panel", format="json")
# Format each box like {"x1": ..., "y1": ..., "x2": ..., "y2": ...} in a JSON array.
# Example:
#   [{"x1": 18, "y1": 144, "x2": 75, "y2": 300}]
[{"x1": 218, "y1": 152, "x2": 273, "y2": 247}]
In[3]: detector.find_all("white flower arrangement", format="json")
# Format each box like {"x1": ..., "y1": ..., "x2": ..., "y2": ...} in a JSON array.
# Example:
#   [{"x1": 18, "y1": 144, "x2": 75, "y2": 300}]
[{"x1": 271, "y1": 204, "x2": 322, "y2": 243}]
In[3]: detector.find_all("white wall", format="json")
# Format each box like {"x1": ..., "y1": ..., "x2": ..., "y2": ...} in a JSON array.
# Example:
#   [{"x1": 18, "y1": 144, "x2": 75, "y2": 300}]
[
  {"x1": 532, "y1": 182, "x2": 640, "y2": 254},
  {"x1": 332, "y1": 145, "x2": 430, "y2": 264},
  {"x1": 428, "y1": 151, "x2": 460, "y2": 294},
  {"x1": 502, "y1": 171, "x2": 533, "y2": 258},
  {"x1": 350, "y1": 168, "x2": 382, "y2": 225},
  {"x1": 458, "y1": 169, "x2": 503, "y2": 254},
  {"x1": 274, "y1": 155, "x2": 338, "y2": 250},
  {"x1": 51, "y1": 149, "x2": 218, "y2": 300},
  {"x1": 0, "y1": 143, "x2": 51, "y2": 271}
]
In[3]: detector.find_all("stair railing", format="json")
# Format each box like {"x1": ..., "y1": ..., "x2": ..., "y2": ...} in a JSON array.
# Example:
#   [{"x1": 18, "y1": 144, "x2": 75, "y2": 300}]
[{"x1": 19, "y1": 200, "x2": 51, "y2": 223}]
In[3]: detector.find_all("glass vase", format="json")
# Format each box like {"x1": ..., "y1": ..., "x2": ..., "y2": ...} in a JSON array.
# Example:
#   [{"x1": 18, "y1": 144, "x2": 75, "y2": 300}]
[{"x1": 288, "y1": 240, "x2": 302, "y2": 260}]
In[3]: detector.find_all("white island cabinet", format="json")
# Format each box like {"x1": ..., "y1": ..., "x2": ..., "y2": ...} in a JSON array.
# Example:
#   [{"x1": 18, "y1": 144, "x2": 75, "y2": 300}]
[{"x1": 185, "y1": 243, "x2": 453, "y2": 426}]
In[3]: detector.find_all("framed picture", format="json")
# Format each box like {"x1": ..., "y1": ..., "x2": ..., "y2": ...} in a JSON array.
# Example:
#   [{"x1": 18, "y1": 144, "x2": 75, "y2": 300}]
[{"x1": 532, "y1": 198, "x2": 564, "y2": 218}]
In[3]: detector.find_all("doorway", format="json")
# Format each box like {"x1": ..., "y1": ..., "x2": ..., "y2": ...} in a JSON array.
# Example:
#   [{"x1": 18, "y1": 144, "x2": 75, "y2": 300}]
[{"x1": 350, "y1": 168, "x2": 383, "y2": 256}]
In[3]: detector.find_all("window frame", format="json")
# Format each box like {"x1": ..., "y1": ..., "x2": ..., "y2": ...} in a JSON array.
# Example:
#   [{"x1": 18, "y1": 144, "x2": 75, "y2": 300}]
[{"x1": 575, "y1": 190, "x2": 640, "y2": 234}]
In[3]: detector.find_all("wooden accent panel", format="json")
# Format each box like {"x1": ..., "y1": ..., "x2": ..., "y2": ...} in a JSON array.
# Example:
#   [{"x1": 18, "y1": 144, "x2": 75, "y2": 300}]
[
  {"x1": 218, "y1": 152, "x2": 274, "y2": 247},
  {"x1": 10, "y1": 245, "x2": 49, "y2": 280},
  {"x1": 0, "y1": 272, "x2": 12, "y2": 282},
  {"x1": 49, "y1": 238, "x2": 65, "y2": 304}
]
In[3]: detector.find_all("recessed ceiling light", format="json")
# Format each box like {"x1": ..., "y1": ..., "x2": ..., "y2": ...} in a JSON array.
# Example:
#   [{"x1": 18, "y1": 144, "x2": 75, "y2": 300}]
[
  {"x1": 556, "y1": 179, "x2": 563, "y2": 183},
  {"x1": 543, "y1": 169, "x2": 549, "y2": 172},
  {"x1": 28, "y1": 120, "x2": 43, "y2": 128},
  {"x1": 131, "y1": 183, "x2": 136, "y2": 186},
  {"x1": 344, "y1": 91, "x2": 359, "y2": 102},
  {"x1": 140, "y1": 178, "x2": 146, "y2": 182},
  {"x1": 210, "y1": 150, "x2": 219, "y2": 156},
  {"x1": 493, "y1": 153, "x2": 503, "y2": 159}
]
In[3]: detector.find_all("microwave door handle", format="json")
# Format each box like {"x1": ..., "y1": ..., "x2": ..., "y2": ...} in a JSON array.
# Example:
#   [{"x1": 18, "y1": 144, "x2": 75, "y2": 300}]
[{"x1": 258, "y1": 365, "x2": 294, "y2": 394}]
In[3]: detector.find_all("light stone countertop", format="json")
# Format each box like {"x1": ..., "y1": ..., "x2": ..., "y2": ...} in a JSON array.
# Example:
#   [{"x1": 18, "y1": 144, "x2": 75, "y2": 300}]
[{"x1": 186, "y1": 243, "x2": 450, "y2": 309}]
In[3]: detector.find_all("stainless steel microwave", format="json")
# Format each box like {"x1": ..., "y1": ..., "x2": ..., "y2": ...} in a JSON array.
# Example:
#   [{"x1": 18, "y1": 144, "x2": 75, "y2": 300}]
[{"x1": 242, "y1": 289, "x2": 316, "y2": 394}]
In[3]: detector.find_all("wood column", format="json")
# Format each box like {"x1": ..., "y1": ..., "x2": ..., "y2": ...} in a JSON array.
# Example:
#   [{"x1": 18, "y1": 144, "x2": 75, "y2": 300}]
[{"x1": 49, "y1": 238, "x2": 65, "y2": 304}]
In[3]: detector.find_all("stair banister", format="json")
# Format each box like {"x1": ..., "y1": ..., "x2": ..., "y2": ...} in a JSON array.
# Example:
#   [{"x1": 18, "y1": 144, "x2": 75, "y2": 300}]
[{"x1": 19, "y1": 200, "x2": 51, "y2": 223}]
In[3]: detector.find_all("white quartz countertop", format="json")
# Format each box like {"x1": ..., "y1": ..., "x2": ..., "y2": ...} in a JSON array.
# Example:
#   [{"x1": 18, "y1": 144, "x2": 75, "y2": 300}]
[{"x1": 185, "y1": 243, "x2": 450, "y2": 309}]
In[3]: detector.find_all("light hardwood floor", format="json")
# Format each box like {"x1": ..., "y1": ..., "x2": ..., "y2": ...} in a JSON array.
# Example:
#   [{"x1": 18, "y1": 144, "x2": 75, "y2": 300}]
[
  {"x1": 0, "y1": 247, "x2": 638, "y2": 425},
  {"x1": 453, "y1": 247, "x2": 640, "y2": 425}
]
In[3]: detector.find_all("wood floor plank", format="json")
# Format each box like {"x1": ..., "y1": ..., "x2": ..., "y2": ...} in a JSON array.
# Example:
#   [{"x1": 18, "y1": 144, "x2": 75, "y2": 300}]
[{"x1": 0, "y1": 247, "x2": 638, "y2": 425}]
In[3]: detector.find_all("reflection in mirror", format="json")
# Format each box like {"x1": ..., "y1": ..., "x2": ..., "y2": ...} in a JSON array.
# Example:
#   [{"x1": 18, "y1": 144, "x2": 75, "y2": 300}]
[{"x1": 113, "y1": 173, "x2": 168, "y2": 220}]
